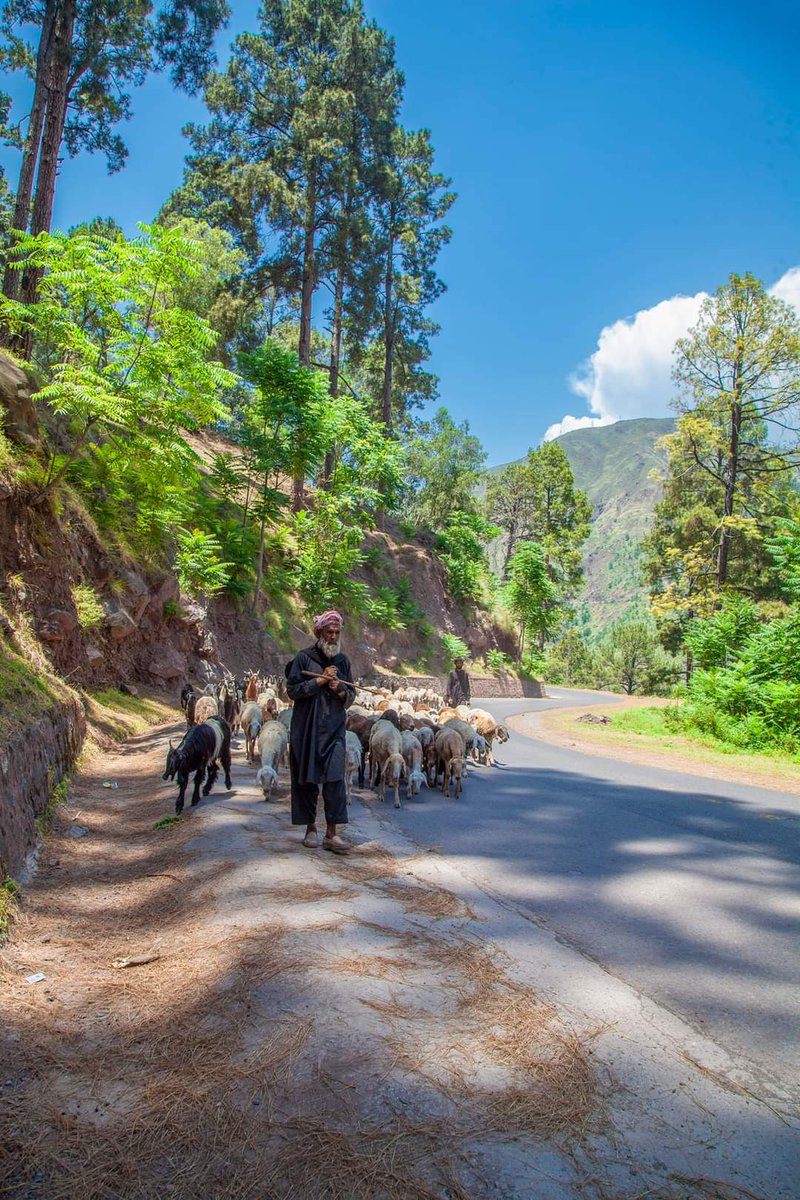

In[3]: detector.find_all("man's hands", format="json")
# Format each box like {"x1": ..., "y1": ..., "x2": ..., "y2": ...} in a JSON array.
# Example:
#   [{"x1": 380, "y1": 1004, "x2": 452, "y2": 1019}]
[{"x1": 316, "y1": 665, "x2": 340, "y2": 688}]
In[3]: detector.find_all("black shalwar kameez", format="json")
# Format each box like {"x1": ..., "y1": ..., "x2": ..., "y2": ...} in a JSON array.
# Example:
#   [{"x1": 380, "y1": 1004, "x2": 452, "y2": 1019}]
[{"x1": 286, "y1": 644, "x2": 354, "y2": 827}]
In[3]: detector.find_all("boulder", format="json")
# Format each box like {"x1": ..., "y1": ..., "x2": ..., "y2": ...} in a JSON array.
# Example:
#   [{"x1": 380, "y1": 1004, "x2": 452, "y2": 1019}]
[
  {"x1": 175, "y1": 600, "x2": 206, "y2": 628},
  {"x1": 465, "y1": 625, "x2": 489, "y2": 655},
  {"x1": 85, "y1": 645, "x2": 104, "y2": 663},
  {"x1": 147, "y1": 645, "x2": 186, "y2": 681},
  {"x1": 119, "y1": 682, "x2": 139, "y2": 696},
  {"x1": 150, "y1": 575, "x2": 180, "y2": 616},
  {"x1": 120, "y1": 570, "x2": 150, "y2": 623},
  {"x1": 0, "y1": 352, "x2": 39, "y2": 447},
  {"x1": 38, "y1": 609, "x2": 78, "y2": 642},
  {"x1": 103, "y1": 604, "x2": 137, "y2": 641}
]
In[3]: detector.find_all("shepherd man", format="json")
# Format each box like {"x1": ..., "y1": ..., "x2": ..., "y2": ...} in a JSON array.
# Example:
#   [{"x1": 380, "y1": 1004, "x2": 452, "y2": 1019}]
[
  {"x1": 285, "y1": 609, "x2": 354, "y2": 855},
  {"x1": 446, "y1": 656, "x2": 471, "y2": 707}
]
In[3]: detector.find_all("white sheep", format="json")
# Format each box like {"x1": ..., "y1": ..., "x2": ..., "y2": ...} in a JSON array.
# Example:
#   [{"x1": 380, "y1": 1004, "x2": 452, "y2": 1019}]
[
  {"x1": 345, "y1": 730, "x2": 362, "y2": 799},
  {"x1": 240, "y1": 700, "x2": 263, "y2": 763},
  {"x1": 193, "y1": 695, "x2": 217, "y2": 724},
  {"x1": 369, "y1": 719, "x2": 405, "y2": 808},
  {"x1": 255, "y1": 721, "x2": 288, "y2": 799},
  {"x1": 401, "y1": 730, "x2": 426, "y2": 798}
]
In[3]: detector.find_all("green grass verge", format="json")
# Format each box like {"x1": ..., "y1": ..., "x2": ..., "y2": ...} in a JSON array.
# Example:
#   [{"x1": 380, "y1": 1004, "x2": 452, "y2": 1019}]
[{"x1": 609, "y1": 705, "x2": 800, "y2": 775}]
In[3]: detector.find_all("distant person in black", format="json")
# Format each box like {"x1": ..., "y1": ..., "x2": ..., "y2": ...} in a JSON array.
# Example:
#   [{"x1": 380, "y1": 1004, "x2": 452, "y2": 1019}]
[
  {"x1": 285, "y1": 609, "x2": 354, "y2": 855},
  {"x1": 446, "y1": 657, "x2": 471, "y2": 707}
]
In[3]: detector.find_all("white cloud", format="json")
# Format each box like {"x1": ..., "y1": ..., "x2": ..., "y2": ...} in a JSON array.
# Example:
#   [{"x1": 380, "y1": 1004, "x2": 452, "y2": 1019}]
[
  {"x1": 546, "y1": 265, "x2": 800, "y2": 443},
  {"x1": 542, "y1": 413, "x2": 616, "y2": 442},
  {"x1": 770, "y1": 266, "x2": 800, "y2": 310}
]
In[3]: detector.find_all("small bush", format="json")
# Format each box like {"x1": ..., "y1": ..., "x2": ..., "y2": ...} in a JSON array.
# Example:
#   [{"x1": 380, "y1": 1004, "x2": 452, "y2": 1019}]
[
  {"x1": 442, "y1": 633, "x2": 469, "y2": 669},
  {"x1": 0, "y1": 876, "x2": 20, "y2": 940},
  {"x1": 486, "y1": 648, "x2": 511, "y2": 676},
  {"x1": 72, "y1": 584, "x2": 104, "y2": 629},
  {"x1": 163, "y1": 598, "x2": 178, "y2": 618}
]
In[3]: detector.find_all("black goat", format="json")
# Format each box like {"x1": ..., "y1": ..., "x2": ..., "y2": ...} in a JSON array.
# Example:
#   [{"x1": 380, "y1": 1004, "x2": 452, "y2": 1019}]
[{"x1": 162, "y1": 717, "x2": 232, "y2": 814}]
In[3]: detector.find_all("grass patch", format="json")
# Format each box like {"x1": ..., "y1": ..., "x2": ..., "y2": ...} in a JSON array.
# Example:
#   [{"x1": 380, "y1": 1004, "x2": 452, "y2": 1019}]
[
  {"x1": 71, "y1": 583, "x2": 105, "y2": 629},
  {"x1": 35, "y1": 773, "x2": 71, "y2": 836},
  {"x1": 0, "y1": 876, "x2": 20, "y2": 940},
  {"x1": 85, "y1": 689, "x2": 177, "y2": 741},
  {"x1": 0, "y1": 645, "x2": 67, "y2": 741},
  {"x1": 153, "y1": 815, "x2": 182, "y2": 830}
]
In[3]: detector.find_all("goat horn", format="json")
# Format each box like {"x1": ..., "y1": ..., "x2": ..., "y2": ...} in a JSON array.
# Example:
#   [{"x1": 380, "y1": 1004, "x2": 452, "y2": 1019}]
[{"x1": 168, "y1": 739, "x2": 174, "y2": 749}]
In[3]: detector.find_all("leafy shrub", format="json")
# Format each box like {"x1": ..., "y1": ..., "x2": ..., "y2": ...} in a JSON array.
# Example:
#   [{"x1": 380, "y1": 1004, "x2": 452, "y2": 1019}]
[
  {"x1": 175, "y1": 529, "x2": 231, "y2": 596},
  {"x1": 435, "y1": 512, "x2": 498, "y2": 605},
  {"x1": 0, "y1": 876, "x2": 20, "y2": 940},
  {"x1": 442, "y1": 633, "x2": 469, "y2": 669},
  {"x1": 163, "y1": 598, "x2": 179, "y2": 618},
  {"x1": 486, "y1": 648, "x2": 512, "y2": 675},
  {"x1": 71, "y1": 584, "x2": 104, "y2": 629}
]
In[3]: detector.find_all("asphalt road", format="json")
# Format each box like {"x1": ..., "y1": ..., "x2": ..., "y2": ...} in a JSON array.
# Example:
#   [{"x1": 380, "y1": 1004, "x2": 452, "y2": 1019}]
[{"x1": 366, "y1": 687, "x2": 800, "y2": 1114}]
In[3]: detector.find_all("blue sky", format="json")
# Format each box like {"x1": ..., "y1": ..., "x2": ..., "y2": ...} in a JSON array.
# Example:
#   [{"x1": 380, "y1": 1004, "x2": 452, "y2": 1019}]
[{"x1": 3, "y1": 0, "x2": 799, "y2": 463}]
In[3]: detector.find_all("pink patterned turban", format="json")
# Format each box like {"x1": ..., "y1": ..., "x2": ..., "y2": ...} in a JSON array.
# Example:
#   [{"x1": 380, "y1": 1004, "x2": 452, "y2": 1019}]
[{"x1": 313, "y1": 610, "x2": 343, "y2": 634}]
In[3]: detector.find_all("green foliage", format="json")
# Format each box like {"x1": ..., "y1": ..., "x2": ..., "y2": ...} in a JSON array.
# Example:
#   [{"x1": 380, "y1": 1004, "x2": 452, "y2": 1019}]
[
  {"x1": 505, "y1": 540, "x2": 563, "y2": 657},
  {"x1": 406, "y1": 408, "x2": 486, "y2": 530},
  {"x1": 486, "y1": 648, "x2": 512, "y2": 676},
  {"x1": 441, "y1": 633, "x2": 469, "y2": 670},
  {"x1": 646, "y1": 273, "x2": 800, "y2": 625},
  {"x1": 175, "y1": 529, "x2": 231, "y2": 596},
  {"x1": 71, "y1": 584, "x2": 104, "y2": 629},
  {"x1": 487, "y1": 441, "x2": 591, "y2": 591},
  {"x1": 435, "y1": 512, "x2": 497, "y2": 605},
  {"x1": 0, "y1": 225, "x2": 235, "y2": 523},
  {"x1": 544, "y1": 627, "x2": 595, "y2": 686},
  {"x1": 153, "y1": 815, "x2": 183, "y2": 830},
  {"x1": 0, "y1": 874, "x2": 20, "y2": 940},
  {"x1": 364, "y1": 579, "x2": 425, "y2": 633},
  {"x1": 673, "y1": 601, "x2": 800, "y2": 753},
  {"x1": 593, "y1": 618, "x2": 681, "y2": 696},
  {"x1": 163, "y1": 598, "x2": 179, "y2": 619}
]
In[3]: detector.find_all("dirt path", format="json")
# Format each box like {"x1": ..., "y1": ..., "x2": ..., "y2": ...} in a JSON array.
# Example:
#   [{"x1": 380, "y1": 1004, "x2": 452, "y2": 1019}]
[
  {"x1": 0, "y1": 720, "x2": 598, "y2": 1200},
  {"x1": 510, "y1": 696, "x2": 800, "y2": 794}
]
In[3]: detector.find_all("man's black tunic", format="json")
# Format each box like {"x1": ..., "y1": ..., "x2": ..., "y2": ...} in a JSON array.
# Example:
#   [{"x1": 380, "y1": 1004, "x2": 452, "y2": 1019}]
[{"x1": 286, "y1": 644, "x2": 354, "y2": 785}]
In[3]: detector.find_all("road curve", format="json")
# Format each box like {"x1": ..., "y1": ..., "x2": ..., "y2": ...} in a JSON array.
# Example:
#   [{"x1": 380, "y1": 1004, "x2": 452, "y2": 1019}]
[{"x1": 367, "y1": 686, "x2": 800, "y2": 1115}]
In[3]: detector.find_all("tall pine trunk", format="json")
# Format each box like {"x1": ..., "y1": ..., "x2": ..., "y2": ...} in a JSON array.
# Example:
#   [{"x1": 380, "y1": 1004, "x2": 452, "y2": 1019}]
[
  {"x1": 320, "y1": 261, "x2": 345, "y2": 488},
  {"x1": 17, "y1": 0, "x2": 76, "y2": 358},
  {"x1": 293, "y1": 171, "x2": 317, "y2": 511},
  {"x1": 1, "y1": 0, "x2": 58, "y2": 307},
  {"x1": 381, "y1": 229, "x2": 395, "y2": 430},
  {"x1": 717, "y1": 359, "x2": 742, "y2": 591}
]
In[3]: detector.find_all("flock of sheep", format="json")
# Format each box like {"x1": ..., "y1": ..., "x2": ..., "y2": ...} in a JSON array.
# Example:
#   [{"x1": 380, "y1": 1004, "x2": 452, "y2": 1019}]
[
  {"x1": 175, "y1": 677, "x2": 511, "y2": 812},
  {"x1": 345, "y1": 686, "x2": 511, "y2": 808}
]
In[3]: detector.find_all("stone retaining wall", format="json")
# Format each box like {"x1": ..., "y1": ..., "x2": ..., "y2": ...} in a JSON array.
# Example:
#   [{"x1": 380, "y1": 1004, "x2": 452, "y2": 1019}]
[
  {"x1": 366, "y1": 672, "x2": 546, "y2": 700},
  {"x1": 0, "y1": 694, "x2": 86, "y2": 880}
]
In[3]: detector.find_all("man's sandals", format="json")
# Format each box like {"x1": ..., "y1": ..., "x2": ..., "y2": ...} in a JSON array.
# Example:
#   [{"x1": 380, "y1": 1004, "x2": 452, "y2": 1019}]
[{"x1": 323, "y1": 835, "x2": 350, "y2": 856}]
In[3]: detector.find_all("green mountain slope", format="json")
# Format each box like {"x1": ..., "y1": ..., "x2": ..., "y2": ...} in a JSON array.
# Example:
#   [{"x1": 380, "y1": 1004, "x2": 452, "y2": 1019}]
[{"x1": 488, "y1": 417, "x2": 675, "y2": 637}]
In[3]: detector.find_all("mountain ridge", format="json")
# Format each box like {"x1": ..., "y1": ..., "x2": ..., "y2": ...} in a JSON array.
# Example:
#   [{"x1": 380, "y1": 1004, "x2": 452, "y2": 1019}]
[{"x1": 488, "y1": 416, "x2": 676, "y2": 637}]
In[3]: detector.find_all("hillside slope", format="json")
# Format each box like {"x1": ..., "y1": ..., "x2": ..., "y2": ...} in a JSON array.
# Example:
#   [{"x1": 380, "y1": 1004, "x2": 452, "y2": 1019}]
[{"x1": 489, "y1": 417, "x2": 675, "y2": 636}]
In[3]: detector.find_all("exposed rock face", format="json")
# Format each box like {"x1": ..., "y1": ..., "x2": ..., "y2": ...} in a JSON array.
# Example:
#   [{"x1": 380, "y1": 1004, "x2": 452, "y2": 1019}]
[
  {"x1": 38, "y1": 609, "x2": 78, "y2": 642},
  {"x1": 103, "y1": 604, "x2": 137, "y2": 641},
  {"x1": 0, "y1": 692, "x2": 86, "y2": 879},
  {"x1": 147, "y1": 644, "x2": 186, "y2": 682},
  {"x1": 0, "y1": 352, "x2": 39, "y2": 447}
]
